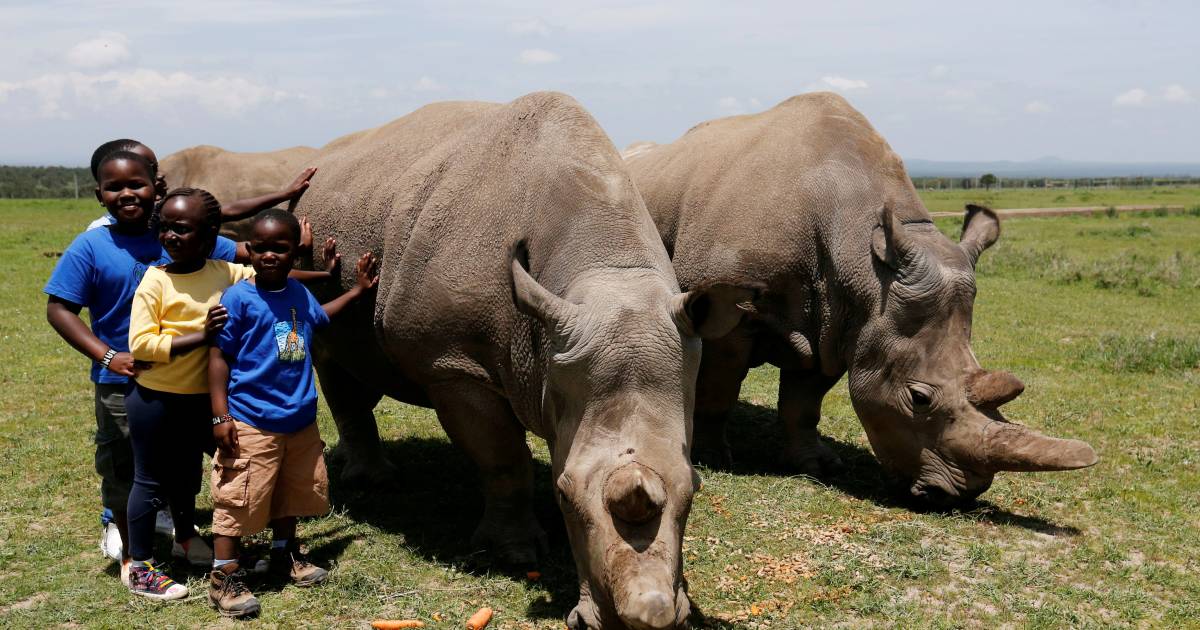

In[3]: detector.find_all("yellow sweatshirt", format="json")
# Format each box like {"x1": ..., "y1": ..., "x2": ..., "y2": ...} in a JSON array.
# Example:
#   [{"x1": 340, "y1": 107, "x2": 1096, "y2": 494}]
[{"x1": 129, "y1": 259, "x2": 255, "y2": 395}]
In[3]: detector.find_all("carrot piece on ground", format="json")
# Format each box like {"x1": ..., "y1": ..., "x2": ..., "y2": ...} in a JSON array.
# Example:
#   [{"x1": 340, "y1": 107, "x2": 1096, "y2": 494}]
[
  {"x1": 370, "y1": 620, "x2": 425, "y2": 629},
  {"x1": 525, "y1": 570, "x2": 541, "y2": 581},
  {"x1": 466, "y1": 607, "x2": 493, "y2": 630}
]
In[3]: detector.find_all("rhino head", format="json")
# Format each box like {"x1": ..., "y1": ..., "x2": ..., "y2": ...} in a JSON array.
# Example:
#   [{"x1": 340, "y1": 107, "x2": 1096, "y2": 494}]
[
  {"x1": 512, "y1": 250, "x2": 755, "y2": 629},
  {"x1": 850, "y1": 204, "x2": 1097, "y2": 505}
]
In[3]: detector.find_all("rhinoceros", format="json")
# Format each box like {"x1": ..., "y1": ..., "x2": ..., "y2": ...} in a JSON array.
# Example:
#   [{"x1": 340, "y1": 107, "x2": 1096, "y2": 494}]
[
  {"x1": 624, "y1": 92, "x2": 1097, "y2": 504},
  {"x1": 294, "y1": 92, "x2": 754, "y2": 629}
]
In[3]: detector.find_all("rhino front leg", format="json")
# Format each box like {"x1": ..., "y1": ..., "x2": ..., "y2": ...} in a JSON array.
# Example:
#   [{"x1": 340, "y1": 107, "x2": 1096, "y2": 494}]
[
  {"x1": 778, "y1": 368, "x2": 844, "y2": 476},
  {"x1": 691, "y1": 333, "x2": 753, "y2": 469},
  {"x1": 427, "y1": 381, "x2": 546, "y2": 565},
  {"x1": 315, "y1": 359, "x2": 399, "y2": 487}
]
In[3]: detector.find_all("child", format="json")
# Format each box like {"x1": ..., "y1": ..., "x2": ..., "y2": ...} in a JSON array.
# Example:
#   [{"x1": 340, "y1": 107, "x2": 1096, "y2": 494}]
[
  {"x1": 125, "y1": 190, "x2": 338, "y2": 600},
  {"x1": 206, "y1": 209, "x2": 377, "y2": 618},
  {"x1": 43, "y1": 151, "x2": 238, "y2": 588},
  {"x1": 85, "y1": 138, "x2": 317, "y2": 231}
]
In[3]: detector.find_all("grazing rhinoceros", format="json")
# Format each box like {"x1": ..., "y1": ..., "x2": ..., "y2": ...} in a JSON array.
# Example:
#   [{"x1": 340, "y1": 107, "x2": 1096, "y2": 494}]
[
  {"x1": 624, "y1": 92, "x2": 1097, "y2": 504},
  {"x1": 295, "y1": 92, "x2": 754, "y2": 630}
]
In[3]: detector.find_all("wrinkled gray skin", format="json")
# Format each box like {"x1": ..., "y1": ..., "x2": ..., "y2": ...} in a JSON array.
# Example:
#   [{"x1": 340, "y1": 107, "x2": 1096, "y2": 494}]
[
  {"x1": 294, "y1": 92, "x2": 754, "y2": 629},
  {"x1": 625, "y1": 92, "x2": 1097, "y2": 504}
]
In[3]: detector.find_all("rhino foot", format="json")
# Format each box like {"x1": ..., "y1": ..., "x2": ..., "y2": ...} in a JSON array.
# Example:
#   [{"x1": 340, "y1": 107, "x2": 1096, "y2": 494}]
[
  {"x1": 470, "y1": 514, "x2": 548, "y2": 565},
  {"x1": 781, "y1": 437, "x2": 844, "y2": 477},
  {"x1": 336, "y1": 448, "x2": 402, "y2": 488}
]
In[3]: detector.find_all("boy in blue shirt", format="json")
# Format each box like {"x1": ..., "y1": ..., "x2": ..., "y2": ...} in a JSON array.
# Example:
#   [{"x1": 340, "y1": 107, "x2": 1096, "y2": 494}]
[
  {"x1": 44, "y1": 150, "x2": 241, "y2": 586},
  {"x1": 207, "y1": 209, "x2": 377, "y2": 618}
]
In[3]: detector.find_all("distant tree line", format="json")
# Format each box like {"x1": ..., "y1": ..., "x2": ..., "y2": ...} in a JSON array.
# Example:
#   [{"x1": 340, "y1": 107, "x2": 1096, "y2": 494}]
[
  {"x1": 0, "y1": 165, "x2": 92, "y2": 199},
  {"x1": 911, "y1": 175, "x2": 1200, "y2": 190}
]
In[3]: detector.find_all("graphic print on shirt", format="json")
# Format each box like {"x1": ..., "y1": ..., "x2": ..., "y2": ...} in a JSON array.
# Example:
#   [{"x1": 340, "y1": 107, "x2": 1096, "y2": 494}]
[{"x1": 273, "y1": 307, "x2": 307, "y2": 362}]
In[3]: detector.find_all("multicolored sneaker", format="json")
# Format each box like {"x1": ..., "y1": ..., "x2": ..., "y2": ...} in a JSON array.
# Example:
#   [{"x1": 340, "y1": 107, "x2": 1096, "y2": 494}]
[
  {"x1": 128, "y1": 562, "x2": 187, "y2": 601},
  {"x1": 100, "y1": 521, "x2": 123, "y2": 561},
  {"x1": 269, "y1": 546, "x2": 329, "y2": 587},
  {"x1": 172, "y1": 535, "x2": 214, "y2": 567},
  {"x1": 208, "y1": 565, "x2": 260, "y2": 618}
]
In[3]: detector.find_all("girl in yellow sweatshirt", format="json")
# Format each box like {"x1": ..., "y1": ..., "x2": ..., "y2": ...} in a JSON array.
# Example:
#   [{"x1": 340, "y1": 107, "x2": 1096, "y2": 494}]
[{"x1": 125, "y1": 188, "x2": 334, "y2": 600}]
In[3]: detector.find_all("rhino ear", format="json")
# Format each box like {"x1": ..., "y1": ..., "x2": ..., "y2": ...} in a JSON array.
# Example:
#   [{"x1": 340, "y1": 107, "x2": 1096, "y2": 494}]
[
  {"x1": 510, "y1": 241, "x2": 580, "y2": 348},
  {"x1": 871, "y1": 205, "x2": 902, "y2": 270},
  {"x1": 959, "y1": 204, "x2": 1000, "y2": 267},
  {"x1": 671, "y1": 282, "x2": 761, "y2": 339}
]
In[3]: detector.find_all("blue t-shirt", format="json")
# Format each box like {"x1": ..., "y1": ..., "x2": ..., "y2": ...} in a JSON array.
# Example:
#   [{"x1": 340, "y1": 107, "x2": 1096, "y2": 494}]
[
  {"x1": 43, "y1": 226, "x2": 238, "y2": 384},
  {"x1": 215, "y1": 278, "x2": 330, "y2": 433}
]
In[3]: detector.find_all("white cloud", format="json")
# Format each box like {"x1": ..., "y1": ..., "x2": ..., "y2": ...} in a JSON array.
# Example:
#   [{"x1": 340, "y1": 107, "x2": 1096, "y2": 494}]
[
  {"x1": 1163, "y1": 84, "x2": 1193, "y2": 104},
  {"x1": 929, "y1": 64, "x2": 949, "y2": 79},
  {"x1": 942, "y1": 87, "x2": 975, "y2": 101},
  {"x1": 1024, "y1": 100, "x2": 1052, "y2": 114},
  {"x1": 809, "y1": 76, "x2": 868, "y2": 92},
  {"x1": 510, "y1": 18, "x2": 550, "y2": 36},
  {"x1": 412, "y1": 76, "x2": 444, "y2": 92},
  {"x1": 65, "y1": 32, "x2": 132, "y2": 69},
  {"x1": 0, "y1": 69, "x2": 288, "y2": 119},
  {"x1": 518, "y1": 48, "x2": 559, "y2": 64},
  {"x1": 1113, "y1": 88, "x2": 1148, "y2": 107}
]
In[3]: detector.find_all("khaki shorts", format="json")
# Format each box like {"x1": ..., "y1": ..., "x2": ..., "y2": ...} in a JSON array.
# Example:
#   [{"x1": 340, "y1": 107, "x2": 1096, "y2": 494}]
[
  {"x1": 95, "y1": 383, "x2": 133, "y2": 512},
  {"x1": 210, "y1": 421, "x2": 330, "y2": 537}
]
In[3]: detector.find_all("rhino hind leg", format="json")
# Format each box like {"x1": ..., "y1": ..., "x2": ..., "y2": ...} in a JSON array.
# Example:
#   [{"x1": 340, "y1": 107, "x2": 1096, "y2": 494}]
[
  {"x1": 778, "y1": 368, "x2": 844, "y2": 477},
  {"x1": 691, "y1": 333, "x2": 754, "y2": 469},
  {"x1": 315, "y1": 360, "x2": 399, "y2": 487},
  {"x1": 427, "y1": 381, "x2": 546, "y2": 566}
]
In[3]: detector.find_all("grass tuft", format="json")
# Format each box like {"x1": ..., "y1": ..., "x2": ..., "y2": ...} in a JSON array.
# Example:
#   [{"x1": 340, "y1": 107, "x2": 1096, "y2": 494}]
[{"x1": 1080, "y1": 333, "x2": 1200, "y2": 373}]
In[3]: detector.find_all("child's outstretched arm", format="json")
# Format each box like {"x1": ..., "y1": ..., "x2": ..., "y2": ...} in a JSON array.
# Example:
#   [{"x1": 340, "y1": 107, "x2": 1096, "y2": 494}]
[
  {"x1": 321, "y1": 252, "x2": 378, "y2": 319},
  {"x1": 208, "y1": 345, "x2": 239, "y2": 454},
  {"x1": 288, "y1": 236, "x2": 341, "y2": 283},
  {"x1": 219, "y1": 167, "x2": 317, "y2": 222},
  {"x1": 46, "y1": 296, "x2": 139, "y2": 376}
]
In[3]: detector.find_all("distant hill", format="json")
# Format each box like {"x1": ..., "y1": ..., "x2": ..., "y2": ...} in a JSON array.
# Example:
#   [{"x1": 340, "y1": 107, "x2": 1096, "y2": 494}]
[{"x1": 903, "y1": 158, "x2": 1200, "y2": 178}]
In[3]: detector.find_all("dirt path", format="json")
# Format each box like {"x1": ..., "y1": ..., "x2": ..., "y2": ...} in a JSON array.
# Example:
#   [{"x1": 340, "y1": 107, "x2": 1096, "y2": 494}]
[{"x1": 929, "y1": 204, "x2": 1187, "y2": 219}]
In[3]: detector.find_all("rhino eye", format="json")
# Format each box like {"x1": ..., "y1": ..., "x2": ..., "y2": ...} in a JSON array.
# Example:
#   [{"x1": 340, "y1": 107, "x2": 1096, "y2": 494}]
[{"x1": 909, "y1": 387, "x2": 932, "y2": 413}]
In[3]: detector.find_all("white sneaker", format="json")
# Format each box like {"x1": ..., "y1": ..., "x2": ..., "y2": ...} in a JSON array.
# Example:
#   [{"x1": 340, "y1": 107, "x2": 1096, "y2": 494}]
[
  {"x1": 100, "y1": 522, "x2": 123, "y2": 561},
  {"x1": 171, "y1": 536, "x2": 214, "y2": 567},
  {"x1": 154, "y1": 510, "x2": 174, "y2": 536}
]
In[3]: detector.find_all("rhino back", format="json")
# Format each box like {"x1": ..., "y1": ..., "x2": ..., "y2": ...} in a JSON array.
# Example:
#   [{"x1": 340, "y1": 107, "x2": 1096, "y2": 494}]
[
  {"x1": 300, "y1": 92, "x2": 672, "y2": 426},
  {"x1": 628, "y1": 92, "x2": 925, "y2": 293},
  {"x1": 160, "y1": 144, "x2": 316, "y2": 206}
]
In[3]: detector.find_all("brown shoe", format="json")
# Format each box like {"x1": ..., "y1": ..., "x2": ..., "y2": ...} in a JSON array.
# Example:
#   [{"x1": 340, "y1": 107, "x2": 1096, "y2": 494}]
[
  {"x1": 208, "y1": 564, "x2": 261, "y2": 618},
  {"x1": 270, "y1": 546, "x2": 329, "y2": 587}
]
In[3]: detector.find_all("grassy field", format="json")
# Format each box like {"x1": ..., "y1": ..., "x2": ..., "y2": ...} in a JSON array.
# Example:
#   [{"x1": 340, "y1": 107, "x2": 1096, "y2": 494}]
[
  {"x1": 915, "y1": 185, "x2": 1200, "y2": 213},
  {"x1": 0, "y1": 196, "x2": 1197, "y2": 629}
]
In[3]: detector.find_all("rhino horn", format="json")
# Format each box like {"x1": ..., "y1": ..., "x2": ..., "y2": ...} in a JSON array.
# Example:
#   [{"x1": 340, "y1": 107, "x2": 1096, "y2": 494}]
[
  {"x1": 510, "y1": 241, "x2": 580, "y2": 347},
  {"x1": 982, "y1": 420, "x2": 1099, "y2": 472},
  {"x1": 966, "y1": 370, "x2": 1025, "y2": 409},
  {"x1": 605, "y1": 463, "x2": 667, "y2": 524}
]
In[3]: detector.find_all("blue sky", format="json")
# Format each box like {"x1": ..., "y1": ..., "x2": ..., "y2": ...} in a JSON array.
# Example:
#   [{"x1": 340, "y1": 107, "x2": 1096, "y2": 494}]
[{"x1": 1, "y1": 0, "x2": 1196, "y2": 165}]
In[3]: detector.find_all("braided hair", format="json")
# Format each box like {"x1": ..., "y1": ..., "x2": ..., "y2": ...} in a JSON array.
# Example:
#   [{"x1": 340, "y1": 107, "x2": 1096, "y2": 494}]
[
  {"x1": 90, "y1": 139, "x2": 149, "y2": 181},
  {"x1": 156, "y1": 187, "x2": 223, "y2": 239}
]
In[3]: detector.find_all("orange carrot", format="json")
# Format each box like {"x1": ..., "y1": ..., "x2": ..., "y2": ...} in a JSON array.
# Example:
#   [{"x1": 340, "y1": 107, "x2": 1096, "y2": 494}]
[
  {"x1": 525, "y1": 570, "x2": 541, "y2": 581},
  {"x1": 466, "y1": 607, "x2": 493, "y2": 630},
  {"x1": 371, "y1": 620, "x2": 425, "y2": 629}
]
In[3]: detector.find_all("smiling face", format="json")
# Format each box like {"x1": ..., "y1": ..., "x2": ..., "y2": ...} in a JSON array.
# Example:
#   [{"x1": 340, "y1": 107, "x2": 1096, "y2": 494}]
[
  {"x1": 158, "y1": 195, "x2": 215, "y2": 266},
  {"x1": 95, "y1": 157, "x2": 156, "y2": 228},
  {"x1": 249, "y1": 218, "x2": 297, "y2": 286}
]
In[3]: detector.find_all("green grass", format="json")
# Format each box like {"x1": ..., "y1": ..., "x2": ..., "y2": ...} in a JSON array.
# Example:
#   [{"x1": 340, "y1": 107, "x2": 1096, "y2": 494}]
[
  {"x1": 1, "y1": 199, "x2": 1198, "y2": 628},
  {"x1": 915, "y1": 185, "x2": 1200, "y2": 213}
]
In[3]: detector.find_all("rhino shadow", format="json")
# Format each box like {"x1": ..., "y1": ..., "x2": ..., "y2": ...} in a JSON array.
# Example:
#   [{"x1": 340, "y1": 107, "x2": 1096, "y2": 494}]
[
  {"x1": 325, "y1": 435, "x2": 581, "y2": 621},
  {"x1": 722, "y1": 400, "x2": 1080, "y2": 536}
]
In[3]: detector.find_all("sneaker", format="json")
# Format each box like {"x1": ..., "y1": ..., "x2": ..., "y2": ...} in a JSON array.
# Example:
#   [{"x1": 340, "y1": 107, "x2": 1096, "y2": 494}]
[
  {"x1": 154, "y1": 510, "x2": 175, "y2": 536},
  {"x1": 269, "y1": 546, "x2": 329, "y2": 587},
  {"x1": 172, "y1": 536, "x2": 214, "y2": 567},
  {"x1": 208, "y1": 565, "x2": 261, "y2": 618},
  {"x1": 100, "y1": 522, "x2": 123, "y2": 561},
  {"x1": 128, "y1": 562, "x2": 187, "y2": 601}
]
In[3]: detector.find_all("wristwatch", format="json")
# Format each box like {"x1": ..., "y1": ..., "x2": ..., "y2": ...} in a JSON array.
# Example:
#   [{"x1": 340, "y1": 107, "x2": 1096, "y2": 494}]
[{"x1": 212, "y1": 414, "x2": 235, "y2": 426}]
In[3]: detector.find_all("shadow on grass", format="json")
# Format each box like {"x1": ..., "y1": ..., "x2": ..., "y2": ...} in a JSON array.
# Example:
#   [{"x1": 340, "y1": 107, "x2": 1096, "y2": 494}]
[
  {"x1": 722, "y1": 400, "x2": 1080, "y2": 536},
  {"x1": 325, "y1": 435, "x2": 580, "y2": 621}
]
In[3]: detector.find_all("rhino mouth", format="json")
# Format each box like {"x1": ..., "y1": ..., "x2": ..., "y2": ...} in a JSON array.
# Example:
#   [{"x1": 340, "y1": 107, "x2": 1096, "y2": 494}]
[{"x1": 905, "y1": 448, "x2": 993, "y2": 506}]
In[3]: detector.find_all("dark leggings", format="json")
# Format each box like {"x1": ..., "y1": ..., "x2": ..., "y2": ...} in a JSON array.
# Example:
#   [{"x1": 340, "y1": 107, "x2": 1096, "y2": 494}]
[{"x1": 124, "y1": 382, "x2": 212, "y2": 562}]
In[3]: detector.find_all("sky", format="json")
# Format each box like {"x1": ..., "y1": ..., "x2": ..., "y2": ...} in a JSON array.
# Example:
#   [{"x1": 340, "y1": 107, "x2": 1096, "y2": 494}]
[{"x1": 1, "y1": 0, "x2": 1196, "y2": 166}]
